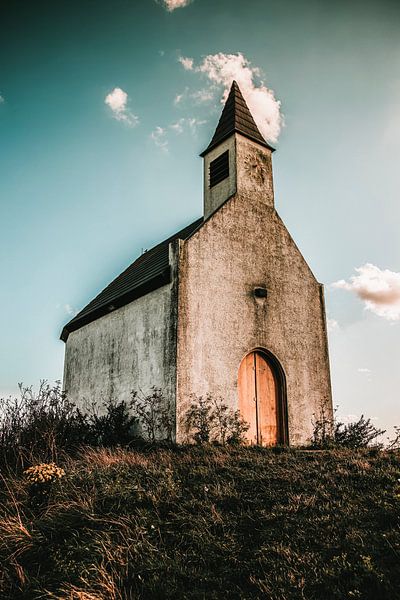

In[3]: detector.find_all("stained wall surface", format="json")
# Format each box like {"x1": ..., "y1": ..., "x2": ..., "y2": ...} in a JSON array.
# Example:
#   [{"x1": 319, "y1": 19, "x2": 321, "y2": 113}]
[
  {"x1": 63, "y1": 283, "x2": 177, "y2": 438},
  {"x1": 177, "y1": 140, "x2": 332, "y2": 445}
]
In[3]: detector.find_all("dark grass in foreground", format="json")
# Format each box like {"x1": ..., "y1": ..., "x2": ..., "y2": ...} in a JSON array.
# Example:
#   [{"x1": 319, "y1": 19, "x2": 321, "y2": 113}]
[{"x1": 0, "y1": 446, "x2": 399, "y2": 599}]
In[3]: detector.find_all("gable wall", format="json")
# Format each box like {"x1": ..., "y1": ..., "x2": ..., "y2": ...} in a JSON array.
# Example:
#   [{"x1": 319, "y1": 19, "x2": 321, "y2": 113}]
[{"x1": 176, "y1": 192, "x2": 332, "y2": 446}]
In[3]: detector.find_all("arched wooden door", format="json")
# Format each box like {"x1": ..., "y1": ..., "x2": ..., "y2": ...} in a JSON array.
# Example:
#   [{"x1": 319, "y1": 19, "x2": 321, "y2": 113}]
[{"x1": 238, "y1": 351, "x2": 281, "y2": 446}]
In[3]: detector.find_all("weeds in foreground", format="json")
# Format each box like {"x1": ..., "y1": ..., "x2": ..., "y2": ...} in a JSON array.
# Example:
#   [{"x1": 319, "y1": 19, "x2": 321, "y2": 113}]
[
  {"x1": 0, "y1": 382, "x2": 139, "y2": 471},
  {"x1": 0, "y1": 382, "x2": 400, "y2": 598},
  {"x1": 0, "y1": 446, "x2": 399, "y2": 599}
]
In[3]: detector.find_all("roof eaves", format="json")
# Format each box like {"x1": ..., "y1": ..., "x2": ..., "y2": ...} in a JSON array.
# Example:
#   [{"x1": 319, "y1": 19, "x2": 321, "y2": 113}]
[
  {"x1": 61, "y1": 217, "x2": 203, "y2": 342},
  {"x1": 61, "y1": 267, "x2": 171, "y2": 342},
  {"x1": 200, "y1": 129, "x2": 275, "y2": 157}
]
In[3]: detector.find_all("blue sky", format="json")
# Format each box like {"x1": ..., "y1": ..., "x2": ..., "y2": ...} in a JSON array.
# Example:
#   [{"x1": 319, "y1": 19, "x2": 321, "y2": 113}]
[{"x1": 1, "y1": 0, "x2": 399, "y2": 435}]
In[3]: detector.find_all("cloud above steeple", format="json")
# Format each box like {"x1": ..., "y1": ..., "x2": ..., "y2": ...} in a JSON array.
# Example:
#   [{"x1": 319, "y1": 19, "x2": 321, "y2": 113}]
[{"x1": 179, "y1": 52, "x2": 283, "y2": 143}]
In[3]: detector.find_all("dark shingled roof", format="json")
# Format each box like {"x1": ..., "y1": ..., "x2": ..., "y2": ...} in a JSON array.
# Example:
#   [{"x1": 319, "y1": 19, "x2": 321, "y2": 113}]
[
  {"x1": 200, "y1": 80, "x2": 275, "y2": 156},
  {"x1": 61, "y1": 218, "x2": 203, "y2": 341}
]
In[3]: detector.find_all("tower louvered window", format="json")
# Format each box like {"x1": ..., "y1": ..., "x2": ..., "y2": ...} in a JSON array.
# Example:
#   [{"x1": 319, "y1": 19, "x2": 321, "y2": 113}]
[{"x1": 209, "y1": 150, "x2": 229, "y2": 188}]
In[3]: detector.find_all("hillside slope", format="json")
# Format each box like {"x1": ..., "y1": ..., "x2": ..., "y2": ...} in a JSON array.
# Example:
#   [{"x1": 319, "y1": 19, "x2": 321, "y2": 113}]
[{"x1": 1, "y1": 446, "x2": 399, "y2": 599}]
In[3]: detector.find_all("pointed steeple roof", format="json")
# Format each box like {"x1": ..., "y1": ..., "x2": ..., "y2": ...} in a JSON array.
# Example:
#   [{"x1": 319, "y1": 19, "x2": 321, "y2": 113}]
[{"x1": 200, "y1": 80, "x2": 275, "y2": 156}]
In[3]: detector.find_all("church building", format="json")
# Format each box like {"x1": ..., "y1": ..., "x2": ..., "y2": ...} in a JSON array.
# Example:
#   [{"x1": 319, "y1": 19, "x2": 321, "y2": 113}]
[{"x1": 61, "y1": 81, "x2": 333, "y2": 446}]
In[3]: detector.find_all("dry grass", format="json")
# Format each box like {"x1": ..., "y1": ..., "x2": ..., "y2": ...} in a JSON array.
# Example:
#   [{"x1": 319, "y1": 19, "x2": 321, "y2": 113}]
[{"x1": 0, "y1": 446, "x2": 399, "y2": 599}]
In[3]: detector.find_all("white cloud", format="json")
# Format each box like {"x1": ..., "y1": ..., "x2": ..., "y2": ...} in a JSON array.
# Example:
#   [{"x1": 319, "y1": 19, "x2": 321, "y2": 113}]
[
  {"x1": 150, "y1": 118, "x2": 206, "y2": 151},
  {"x1": 179, "y1": 57, "x2": 194, "y2": 71},
  {"x1": 174, "y1": 87, "x2": 212, "y2": 107},
  {"x1": 162, "y1": 0, "x2": 192, "y2": 11},
  {"x1": 65, "y1": 304, "x2": 78, "y2": 317},
  {"x1": 333, "y1": 263, "x2": 400, "y2": 321},
  {"x1": 150, "y1": 126, "x2": 169, "y2": 152},
  {"x1": 174, "y1": 91, "x2": 186, "y2": 105},
  {"x1": 0, "y1": 94, "x2": 4, "y2": 104},
  {"x1": 187, "y1": 117, "x2": 206, "y2": 130},
  {"x1": 170, "y1": 119, "x2": 185, "y2": 134},
  {"x1": 170, "y1": 117, "x2": 206, "y2": 135},
  {"x1": 104, "y1": 87, "x2": 139, "y2": 127},
  {"x1": 179, "y1": 52, "x2": 283, "y2": 143},
  {"x1": 192, "y1": 88, "x2": 214, "y2": 103}
]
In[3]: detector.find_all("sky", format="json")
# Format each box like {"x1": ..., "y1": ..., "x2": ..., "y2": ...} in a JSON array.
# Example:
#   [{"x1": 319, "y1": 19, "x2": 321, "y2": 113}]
[{"x1": 0, "y1": 0, "x2": 399, "y2": 437}]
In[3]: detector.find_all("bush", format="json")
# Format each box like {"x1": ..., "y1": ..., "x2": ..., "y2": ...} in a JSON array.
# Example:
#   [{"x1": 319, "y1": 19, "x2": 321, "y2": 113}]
[
  {"x1": 182, "y1": 394, "x2": 249, "y2": 445},
  {"x1": 131, "y1": 387, "x2": 174, "y2": 442},
  {"x1": 86, "y1": 397, "x2": 139, "y2": 447},
  {"x1": 0, "y1": 382, "x2": 140, "y2": 470},
  {"x1": 311, "y1": 405, "x2": 386, "y2": 449}
]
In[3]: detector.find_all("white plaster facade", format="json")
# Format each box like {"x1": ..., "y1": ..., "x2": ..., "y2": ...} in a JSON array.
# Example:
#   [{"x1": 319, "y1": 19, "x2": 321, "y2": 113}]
[{"x1": 64, "y1": 284, "x2": 175, "y2": 409}]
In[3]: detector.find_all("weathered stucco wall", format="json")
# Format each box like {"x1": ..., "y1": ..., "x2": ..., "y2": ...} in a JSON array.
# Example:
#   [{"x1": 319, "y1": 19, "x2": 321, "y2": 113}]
[
  {"x1": 236, "y1": 134, "x2": 274, "y2": 207},
  {"x1": 176, "y1": 185, "x2": 332, "y2": 445},
  {"x1": 64, "y1": 281, "x2": 177, "y2": 438}
]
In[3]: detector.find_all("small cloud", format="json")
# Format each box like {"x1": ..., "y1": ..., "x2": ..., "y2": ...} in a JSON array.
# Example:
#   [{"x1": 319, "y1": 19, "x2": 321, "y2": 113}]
[
  {"x1": 174, "y1": 92, "x2": 185, "y2": 105},
  {"x1": 150, "y1": 126, "x2": 169, "y2": 152},
  {"x1": 333, "y1": 263, "x2": 400, "y2": 321},
  {"x1": 65, "y1": 304, "x2": 78, "y2": 317},
  {"x1": 357, "y1": 368, "x2": 371, "y2": 373},
  {"x1": 161, "y1": 0, "x2": 192, "y2": 11},
  {"x1": 192, "y1": 88, "x2": 214, "y2": 103},
  {"x1": 159, "y1": 50, "x2": 165, "y2": 57},
  {"x1": 170, "y1": 117, "x2": 206, "y2": 135},
  {"x1": 179, "y1": 56, "x2": 194, "y2": 71},
  {"x1": 0, "y1": 94, "x2": 4, "y2": 104},
  {"x1": 187, "y1": 117, "x2": 206, "y2": 131},
  {"x1": 327, "y1": 318, "x2": 339, "y2": 332},
  {"x1": 179, "y1": 52, "x2": 283, "y2": 143},
  {"x1": 170, "y1": 119, "x2": 185, "y2": 134},
  {"x1": 174, "y1": 86, "x2": 213, "y2": 107},
  {"x1": 104, "y1": 87, "x2": 139, "y2": 127}
]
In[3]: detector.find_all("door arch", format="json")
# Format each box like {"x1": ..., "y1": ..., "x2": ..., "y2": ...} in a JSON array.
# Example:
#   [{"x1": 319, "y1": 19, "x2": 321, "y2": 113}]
[{"x1": 238, "y1": 349, "x2": 287, "y2": 446}]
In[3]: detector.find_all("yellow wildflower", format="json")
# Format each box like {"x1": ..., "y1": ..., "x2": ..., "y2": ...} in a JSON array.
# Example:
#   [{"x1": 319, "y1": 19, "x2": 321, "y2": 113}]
[{"x1": 24, "y1": 463, "x2": 65, "y2": 484}]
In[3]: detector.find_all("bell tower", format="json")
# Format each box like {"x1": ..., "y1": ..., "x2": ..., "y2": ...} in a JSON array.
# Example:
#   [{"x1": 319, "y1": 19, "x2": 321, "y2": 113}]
[{"x1": 200, "y1": 80, "x2": 275, "y2": 219}]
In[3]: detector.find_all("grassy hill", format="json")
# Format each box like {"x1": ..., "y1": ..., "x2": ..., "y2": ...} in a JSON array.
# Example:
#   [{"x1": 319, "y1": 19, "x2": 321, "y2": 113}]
[{"x1": 0, "y1": 445, "x2": 399, "y2": 599}]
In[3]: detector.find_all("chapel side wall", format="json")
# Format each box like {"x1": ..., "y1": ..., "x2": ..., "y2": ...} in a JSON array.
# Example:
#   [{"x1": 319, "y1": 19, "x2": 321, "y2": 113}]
[
  {"x1": 63, "y1": 283, "x2": 178, "y2": 439},
  {"x1": 176, "y1": 194, "x2": 333, "y2": 446}
]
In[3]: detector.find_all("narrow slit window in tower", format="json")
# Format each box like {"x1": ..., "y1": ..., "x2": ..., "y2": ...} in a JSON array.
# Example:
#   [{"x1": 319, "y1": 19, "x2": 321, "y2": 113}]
[{"x1": 209, "y1": 150, "x2": 229, "y2": 188}]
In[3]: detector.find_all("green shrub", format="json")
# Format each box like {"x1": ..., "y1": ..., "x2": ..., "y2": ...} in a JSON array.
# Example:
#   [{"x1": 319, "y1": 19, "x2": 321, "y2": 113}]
[
  {"x1": 182, "y1": 394, "x2": 249, "y2": 445},
  {"x1": 130, "y1": 387, "x2": 174, "y2": 442},
  {"x1": 0, "y1": 382, "x2": 140, "y2": 470},
  {"x1": 311, "y1": 405, "x2": 386, "y2": 449}
]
